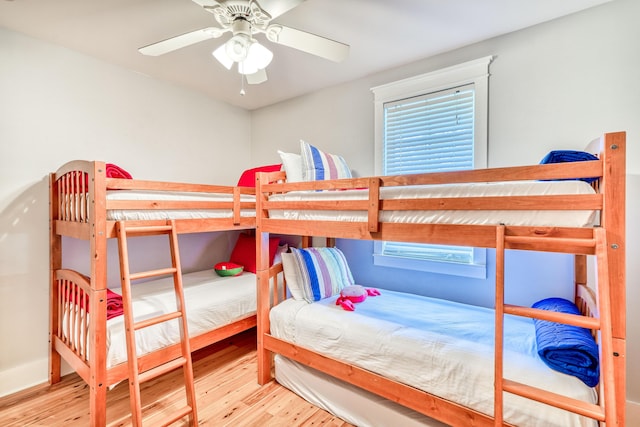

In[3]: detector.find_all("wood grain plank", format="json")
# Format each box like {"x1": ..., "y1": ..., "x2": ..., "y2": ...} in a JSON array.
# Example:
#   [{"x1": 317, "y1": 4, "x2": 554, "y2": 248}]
[{"x1": 0, "y1": 330, "x2": 353, "y2": 427}]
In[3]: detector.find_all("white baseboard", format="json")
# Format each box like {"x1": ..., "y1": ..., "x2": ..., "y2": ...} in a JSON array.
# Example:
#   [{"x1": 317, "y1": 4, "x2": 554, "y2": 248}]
[
  {"x1": 0, "y1": 357, "x2": 48, "y2": 398},
  {"x1": 628, "y1": 399, "x2": 640, "y2": 425}
]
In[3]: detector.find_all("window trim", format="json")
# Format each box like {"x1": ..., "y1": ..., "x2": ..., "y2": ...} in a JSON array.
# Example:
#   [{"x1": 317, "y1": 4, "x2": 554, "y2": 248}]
[
  {"x1": 372, "y1": 56, "x2": 492, "y2": 173},
  {"x1": 370, "y1": 56, "x2": 492, "y2": 278},
  {"x1": 373, "y1": 246, "x2": 487, "y2": 279}
]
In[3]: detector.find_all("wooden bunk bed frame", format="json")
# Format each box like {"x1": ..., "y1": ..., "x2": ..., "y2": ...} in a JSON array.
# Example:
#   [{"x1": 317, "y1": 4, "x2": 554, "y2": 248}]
[
  {"x1": 48, "y1": 160, "x2": 278, "y2": 426},
  {"x1": 254, "y1": 131, "x2": 626, "y2": 426}
]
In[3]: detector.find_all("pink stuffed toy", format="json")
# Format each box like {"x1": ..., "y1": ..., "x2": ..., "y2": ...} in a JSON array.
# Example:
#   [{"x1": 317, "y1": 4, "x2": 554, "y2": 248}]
[{"x1": 336, "y1": 285, "x2": 380, "y2": 311}]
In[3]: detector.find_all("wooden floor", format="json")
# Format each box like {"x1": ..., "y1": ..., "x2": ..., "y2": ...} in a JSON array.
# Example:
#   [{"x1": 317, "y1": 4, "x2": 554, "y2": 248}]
[{"x1": 0, "y1": 329, "x2": 353, "y2": 426}]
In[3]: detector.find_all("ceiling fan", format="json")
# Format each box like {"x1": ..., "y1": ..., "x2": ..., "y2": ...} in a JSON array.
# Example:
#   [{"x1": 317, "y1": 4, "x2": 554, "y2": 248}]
[{"x1": 139, "y1": 0, "x2": 350, "y2": 85}]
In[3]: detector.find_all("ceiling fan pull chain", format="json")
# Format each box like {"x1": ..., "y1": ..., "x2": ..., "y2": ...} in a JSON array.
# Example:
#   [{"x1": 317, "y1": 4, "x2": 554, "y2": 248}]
[{"x1": 240, "y1": 71, "x2": 246, "y2": 96}]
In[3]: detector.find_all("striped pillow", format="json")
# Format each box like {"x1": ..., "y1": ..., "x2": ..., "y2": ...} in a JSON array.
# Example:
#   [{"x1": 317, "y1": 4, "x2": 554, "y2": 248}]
[
  {"x1": 290, "y1": 247, "x2": 354, "y2": 302},
  {"x1": 300, "y1": 140, "x2": 352, "y2": 181}
]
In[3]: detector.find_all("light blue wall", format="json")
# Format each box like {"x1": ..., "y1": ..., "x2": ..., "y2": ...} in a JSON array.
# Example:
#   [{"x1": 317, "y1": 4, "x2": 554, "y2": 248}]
[{"x1": 337, "y1": 240, "x2": 576, "y2": 308}]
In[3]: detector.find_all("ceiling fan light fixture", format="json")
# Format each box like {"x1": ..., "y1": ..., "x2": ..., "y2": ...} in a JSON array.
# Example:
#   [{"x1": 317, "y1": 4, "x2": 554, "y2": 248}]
[
  {"x1": 215, "y1": 38, "x2": 273, "y2": 75},
  {"x1": 225, "y1": 33, "x2": 251, "y2": 62},
  {"x1": 212, "y1": 44, "x2": 233, "y2": 69},
  {"x1": 245, "y1": 41, "x2": 273, "y2": 70},
  {"x1": 238, "y1": 60, "x2": 258, "y2": 75}
]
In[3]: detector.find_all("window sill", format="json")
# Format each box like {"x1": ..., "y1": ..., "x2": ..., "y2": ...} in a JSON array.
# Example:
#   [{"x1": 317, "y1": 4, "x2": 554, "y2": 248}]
[{"x1": 373, "y1": 250, "x2": 487, "y2": 279}]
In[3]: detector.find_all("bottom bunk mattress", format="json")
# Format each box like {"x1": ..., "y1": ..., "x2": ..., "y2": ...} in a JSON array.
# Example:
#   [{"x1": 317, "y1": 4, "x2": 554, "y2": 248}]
[
  {"x1": 105, "y1": 270, "x2": 256, "y2": 368},
  {"x1": 269, "y1": 290, "x2": 598, "y2": 427},
  {"x1": 275, "y1": 355, "x2": 448, "y2": 427}
]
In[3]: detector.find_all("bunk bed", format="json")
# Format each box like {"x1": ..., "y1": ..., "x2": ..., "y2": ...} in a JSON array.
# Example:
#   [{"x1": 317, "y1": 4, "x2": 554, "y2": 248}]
[
  {"x1": 254, "y1": 132, "x2": 626, "y2": 426},
  {"x1": 49, "y1": 160, "x2": 284, "y2": 425}
]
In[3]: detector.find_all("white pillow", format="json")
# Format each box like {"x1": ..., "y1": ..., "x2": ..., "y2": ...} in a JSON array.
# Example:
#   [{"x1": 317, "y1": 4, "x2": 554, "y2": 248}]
[
  {"x1": 277, "y1": 150, "x2": 303, "y2": 182},
  {"x1": 300, "y1": 140, "x2": 352, "y2": 181},
  {"x1": 281, "y1": 252, "x2": 304, "y2": 300},
  {"x1": 273, "y1": 243, "x2": 289, "y2": 265}
]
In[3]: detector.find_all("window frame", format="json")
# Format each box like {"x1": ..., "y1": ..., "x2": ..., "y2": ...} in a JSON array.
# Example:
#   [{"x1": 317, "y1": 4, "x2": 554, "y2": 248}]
[{"x1": 370, "y1": 56, "x2": 492, "y2": 279}]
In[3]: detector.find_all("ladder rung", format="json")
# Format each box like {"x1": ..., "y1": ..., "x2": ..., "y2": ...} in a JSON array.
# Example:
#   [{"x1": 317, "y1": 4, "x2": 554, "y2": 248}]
[
  {"x1": 134, "y1": 311, "x2": 182, "y2": 331},
  {"x1": 504, "y1": 235, "x2": 595, "y2": 248},
  {"x1": 121, "y1": 224, "x2": 174, "y2": 234},
  {"x1": 138, "y1": 357, "x2": 187, "y2": 383},
  {"x1": 129, "y1": 267, "x2": 177, "y2": 281},
  {"x1": 504, "y1": 304, "x2": 601, "y2": 329},
  {"x1": 503, "y1": 379, "x2": 605, "y2": 421},
  {"x1": 158, "y1": 406, "x2": 194, "y2": 427}
]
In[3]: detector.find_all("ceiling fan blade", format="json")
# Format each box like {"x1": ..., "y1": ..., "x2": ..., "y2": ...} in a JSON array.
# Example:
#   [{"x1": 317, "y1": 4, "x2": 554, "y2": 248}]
[
  {"x1": 246, "y1": 68, "x2": 268, "y2": 85},
  {"x1": 139, "y1": 27, "x2": 226, "y2": 56},
  {"x1": 191, "y1": 0, "x2": 221, "y2": 8},
  {"x1": 266, "y1": 25, "x2": 349, "y2": 63},
  {"x1": 257, "y1": 0, "x2": 306, "y2": 19}
]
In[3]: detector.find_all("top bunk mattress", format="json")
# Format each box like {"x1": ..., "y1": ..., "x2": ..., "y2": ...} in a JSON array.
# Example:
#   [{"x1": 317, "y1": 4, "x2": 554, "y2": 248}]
[
  {"x1": 267, "y1": 180, "x2": 597, "y2": 227},
  {"x1": 106, "y1": 190, "x2": 256, "y2": 221},
  {"x1": 269, "y1": 290, "x2": 597, "y2": 427}
]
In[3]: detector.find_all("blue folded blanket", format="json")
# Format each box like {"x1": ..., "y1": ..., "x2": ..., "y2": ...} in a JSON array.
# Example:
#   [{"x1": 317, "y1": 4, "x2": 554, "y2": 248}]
[
  {"x1": 532, "y1": 297, "x2": 600, "y2": 387},
  {"x1": 539, "y1": 150, "x2": 599, "y2": 183}
]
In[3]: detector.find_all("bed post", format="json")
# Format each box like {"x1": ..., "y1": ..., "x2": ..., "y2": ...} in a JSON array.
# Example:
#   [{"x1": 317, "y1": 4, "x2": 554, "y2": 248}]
[
  {"x1": 574, "y1": 254, "x2": 587, "y2": 295},
  {"x1": 255, "y1": 173, "x2": 273, "y2": 385},
  {"x1": 601, "y1": 132, "x2": 626, "y2": 426},
  {"x1": 89, "y1": 162, "x2": 108, "y2": 426},
  {"x1": 49, "y1": 173, "x2": 61, "y2": 385}
]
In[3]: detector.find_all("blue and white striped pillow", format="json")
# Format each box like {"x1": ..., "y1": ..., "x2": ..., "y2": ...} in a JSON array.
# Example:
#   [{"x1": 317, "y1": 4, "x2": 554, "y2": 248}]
[
  {"x1": 300, "y1": 140, "x2": 352, "y2": 181},
  {"x1": 290, "y1": 247, "x2": 354, "y2": 302}
]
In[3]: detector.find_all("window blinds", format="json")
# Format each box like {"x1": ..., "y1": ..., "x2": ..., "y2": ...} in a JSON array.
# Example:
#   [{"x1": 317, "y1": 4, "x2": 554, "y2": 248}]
[
  {"x1": 382, "y1": 84, "x2": 475, "y2": 264},
  {"x1": 383, "y1": 84, "x2": 475, "y2": 175}
]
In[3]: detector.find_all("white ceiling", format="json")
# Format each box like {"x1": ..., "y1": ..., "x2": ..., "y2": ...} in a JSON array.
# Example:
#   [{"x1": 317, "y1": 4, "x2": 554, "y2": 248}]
[{"x1": 0, "y1": 0, "x2": 611, "y2": 110}]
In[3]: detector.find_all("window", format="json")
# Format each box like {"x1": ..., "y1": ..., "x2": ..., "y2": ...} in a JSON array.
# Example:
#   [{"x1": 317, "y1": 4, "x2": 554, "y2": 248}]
[{"x1": 371, "y1": 56, "x2": 492, "y2": 278}]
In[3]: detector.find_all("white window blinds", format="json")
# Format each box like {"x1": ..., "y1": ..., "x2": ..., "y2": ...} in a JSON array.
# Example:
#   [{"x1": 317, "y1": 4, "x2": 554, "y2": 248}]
[
  {"x1": 381, "y1": 84, "x2": 475, "y2": 265},
  {"x1": 383, "y1": 85, "x2": 475, "y2": 175}
]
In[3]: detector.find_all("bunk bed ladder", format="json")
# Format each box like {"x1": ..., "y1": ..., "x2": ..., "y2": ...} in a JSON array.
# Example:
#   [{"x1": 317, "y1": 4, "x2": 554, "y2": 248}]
[
  {"x1": 116, "y1": 220, "x2": 198, "y2": 427},
  {"x1": 494, "y1": 225, "x2": 616, "y2": 426}
]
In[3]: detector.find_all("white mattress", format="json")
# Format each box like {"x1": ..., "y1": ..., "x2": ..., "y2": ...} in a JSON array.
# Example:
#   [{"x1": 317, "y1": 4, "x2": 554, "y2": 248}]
[
  {"x1": 269, "y1": 291, "x2": 598, "y2": 427},
  {"x1": 106, "y1": 190, "x2": 256, "y2": 221},
  {"x1": 105, "y1": 270, "x2": 256, "y2": 368},
  {"x1": 268, "y1": 180, "x2": 597, "y2": 227},
  {"x1": 275, "y1": 355, "x2": 447, "y2": 427}
]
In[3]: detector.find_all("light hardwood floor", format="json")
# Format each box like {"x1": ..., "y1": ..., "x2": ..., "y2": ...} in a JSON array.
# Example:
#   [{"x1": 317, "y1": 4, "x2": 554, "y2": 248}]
[{"x1": 0, "y1": 329, "x2": 353, "y2": 426}]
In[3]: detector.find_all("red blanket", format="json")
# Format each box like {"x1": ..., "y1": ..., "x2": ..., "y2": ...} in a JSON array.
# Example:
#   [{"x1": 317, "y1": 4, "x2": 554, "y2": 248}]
[
  {"x1": 73, "y1": 289, "x2": 124, "y2": 320},
  {"x1": 73, "y1": 163, "x2": 132, "y2": 192},
  {"x1": 105, "y1": 163, "x2": 132, "y2": 179},
  {"x1": 106, "y1": 289, "x2": 124, "y2": 320}
]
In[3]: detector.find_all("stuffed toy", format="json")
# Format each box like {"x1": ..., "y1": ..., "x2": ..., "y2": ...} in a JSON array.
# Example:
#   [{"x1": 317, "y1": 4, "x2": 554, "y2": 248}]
[{"x1": 336, "y1": 285, "x2": 380, "y2": 311}]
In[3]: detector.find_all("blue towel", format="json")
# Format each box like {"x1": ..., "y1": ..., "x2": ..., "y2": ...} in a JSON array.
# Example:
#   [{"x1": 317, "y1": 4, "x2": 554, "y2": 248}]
[
  {"x1": 539, "y1": 150, "x2": 599, "y2": 183},
  {"x1": 532, "y1": 297, "x2": 600, "y2": 387}
]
